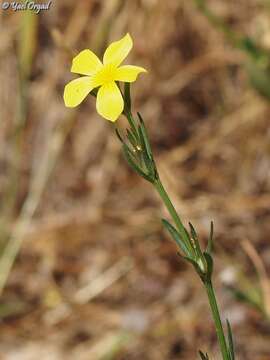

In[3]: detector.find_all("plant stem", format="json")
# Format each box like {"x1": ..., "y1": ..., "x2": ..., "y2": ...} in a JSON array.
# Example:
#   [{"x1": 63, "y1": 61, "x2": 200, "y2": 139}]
[
  {"x1": 154, "y1": 177, "x2": 230, "y2": 360},
  {"x1": 154, "y1": 177, "x2": 194, "y2": 255},
  {"x1": 121, "y1": 106, "x2": 233, "y2": 358},
  {"x1": 205, "y1": 280, "x2": 230, "y2": 360}
]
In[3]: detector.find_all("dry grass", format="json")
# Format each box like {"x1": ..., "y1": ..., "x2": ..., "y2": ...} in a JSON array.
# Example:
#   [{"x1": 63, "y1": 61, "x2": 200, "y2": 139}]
[{"x1": 0, "y1": 1, "x2": 269, "y2": 359}]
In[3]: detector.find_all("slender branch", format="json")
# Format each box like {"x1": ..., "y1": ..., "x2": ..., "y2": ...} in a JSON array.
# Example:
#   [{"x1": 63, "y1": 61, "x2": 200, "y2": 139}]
[
  {"x1": 205, "y1": 280, "x2": 230, "y2": 360},
  {"x1": 121, "y1": 105, "x2": 234, "y2": 359},
  {"x1": 154, "y1": 177, "x2": 194, "y2": 257},
  {"x1": 155, "y1": 175, "x2": 230, "y2": 360}
]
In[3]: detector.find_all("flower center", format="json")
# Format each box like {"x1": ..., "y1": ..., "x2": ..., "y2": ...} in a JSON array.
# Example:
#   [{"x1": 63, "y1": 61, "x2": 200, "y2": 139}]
[{"x1": 94, "y1": 64, "x2": 117, "y2": 85}]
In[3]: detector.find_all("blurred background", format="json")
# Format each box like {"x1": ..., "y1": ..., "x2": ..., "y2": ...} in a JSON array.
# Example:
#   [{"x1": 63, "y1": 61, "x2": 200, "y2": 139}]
[{"x1": 0, "y1": 0, "x2": 270, "y2": 359}]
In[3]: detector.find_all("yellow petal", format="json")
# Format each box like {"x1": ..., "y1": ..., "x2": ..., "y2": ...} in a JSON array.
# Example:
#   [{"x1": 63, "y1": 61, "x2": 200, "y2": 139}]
[
  {"x1": 71, "y1": 49, "x2": 102, "y2": 75},
  {"x1": 114, "y1": 65, "x2": 147, "y2": 82},
  {"x1": 96, "y1": 82, "x2": 124, "y2": 122},
  {"x1": 103, "y1": 33, "x2": 133, "y2": 67},
  {"x1": 64, "y1": 77, "x2": 94, "y2": 107}
]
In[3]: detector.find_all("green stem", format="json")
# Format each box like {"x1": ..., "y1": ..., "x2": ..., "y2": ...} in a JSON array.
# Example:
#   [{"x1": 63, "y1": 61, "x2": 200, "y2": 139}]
[
  {"x1": 122, "y1": 106, "x2": 232, "y2": 359},
  {"x1": 154, "y1": 178, "x2": 194, "y2": 256},
  {"x1": 205, "y1": 280, "x2": 230, "y2": 360},
  {"x1": 155, "y1": 177, "x2": 230, "y2": 360}
]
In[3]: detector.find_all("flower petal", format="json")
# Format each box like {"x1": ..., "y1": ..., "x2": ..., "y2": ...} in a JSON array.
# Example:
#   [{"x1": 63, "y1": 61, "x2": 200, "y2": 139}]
[
  {"x1": 71, "y1": 49, "x2": 102, "y2": 75},
  {"x1": 64, "y1": 77, "x2": 94, "y2": 107},
  {"x1": 114, "y1": 65, "x2": 147, "y2": 82},
  {"x1": 96, "y1": 82, "x2": 124, "y2": 122},
  {"x1": 103, "y1": 33, "x2": 133, "y2": 67}
]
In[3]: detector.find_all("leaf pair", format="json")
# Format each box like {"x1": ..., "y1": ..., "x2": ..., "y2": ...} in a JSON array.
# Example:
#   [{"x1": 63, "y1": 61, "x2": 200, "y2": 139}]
[{"x1": 163, "y1": 219, "x2": 214, "y2": 282}]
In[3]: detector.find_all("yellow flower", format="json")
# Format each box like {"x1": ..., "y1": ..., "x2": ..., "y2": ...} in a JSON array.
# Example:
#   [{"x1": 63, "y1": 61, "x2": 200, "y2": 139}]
[{"x1": 64, "y1": 33, "x2": 147, "y2": 122}]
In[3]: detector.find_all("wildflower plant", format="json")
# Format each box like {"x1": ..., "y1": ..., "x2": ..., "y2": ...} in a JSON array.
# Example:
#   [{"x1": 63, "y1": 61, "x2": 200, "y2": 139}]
[{"x1": 64, "y1": 33, "x2": 236, "y2": 360}]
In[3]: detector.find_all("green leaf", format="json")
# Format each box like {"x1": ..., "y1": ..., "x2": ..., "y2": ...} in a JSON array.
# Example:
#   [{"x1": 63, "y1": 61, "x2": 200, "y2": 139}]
[
  {"x1": 184, "y1": 256, "x2": 204, "y2": 280},
  {"x1": 203, "y1": 252, "x2": 213, "y2": 280},
  {"x1": 122, "y1": 143, "x2": 152, "y2": 182},
  {"x1": 122, "y1": 142, "x2": 136, "y2": 160},
  {"x1": 226, "y1": 319, "x2": 235, "y2": 360},
  {"x1": 137, "y1": 128, "x2": 157, "y2": 181},
  {"x1": 189, "y1": 222, "x2": 205, "y2": 261},
  {"x1": 125, "y1": 110, "x2": 139, "y2": 140},
  {"x1": 137, "y1": 112, "x2": 153, "y2": 159},
  {"x1": 206, "y1": 221, "x2": 214, "y2": 254},
  {"x1": 162, "y1": 219, "x2": 191, "y2": 257},
  {"x1": 137, "y1": 125, "x2": 153, "y2": 170},
  {"x1": 126, "y1": 129, "x2": 138, "y2": 149},
  {"x1": 189, "y1": 221, "x2": 198, "y2": 241}
]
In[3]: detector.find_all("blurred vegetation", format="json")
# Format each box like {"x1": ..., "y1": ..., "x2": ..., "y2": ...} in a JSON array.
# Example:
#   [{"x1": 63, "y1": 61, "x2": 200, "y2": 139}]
[{"x1": 194, "y1": 0, "x2": 270, "y2": 99}]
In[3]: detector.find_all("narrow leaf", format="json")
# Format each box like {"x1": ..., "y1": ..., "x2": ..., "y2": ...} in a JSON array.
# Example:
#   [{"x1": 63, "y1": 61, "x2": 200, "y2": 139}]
[
  {"x1": 183, "y1": 256, "x2": 204, "y2": 279},
  {"x1": 126, "y1": 129, "x2": 138, "y2": 149},
  {"x1": 226, "y1": 319, "x2": 235, "y2": 360},
  {"x1": 183, "y1": 227, "x2": 194, "y2": 255},
  {"x1": 189, "y1": 222, "x2": 204, "y2": 260},
  {"x1": 189, "y1": 221, "x2": 198, "y2": 241},
  {"x1": 206, "y1": 221, "x2": 214, "y2": 254},
  {"x1": 137, "y1": 112, "x2": 153, "y2": 159},
  {"x1": 138, "y1": 125, "x2": 153, "y2": 170},
  {"x1": 122, "y1": 144, "x2": 152, "y2": 182},
  {"x1": 162, "y1": 219, "x2": 191, "y2": 257},
  {"x1": 122, "y1": 142, "x2": 136, "y2": 160},
  {"x1": 203, "y1": 252, "x2": 213, "y2": 280},
  {"x1": 125, "y1": 110, "x2": 139, "y2": 140}
]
